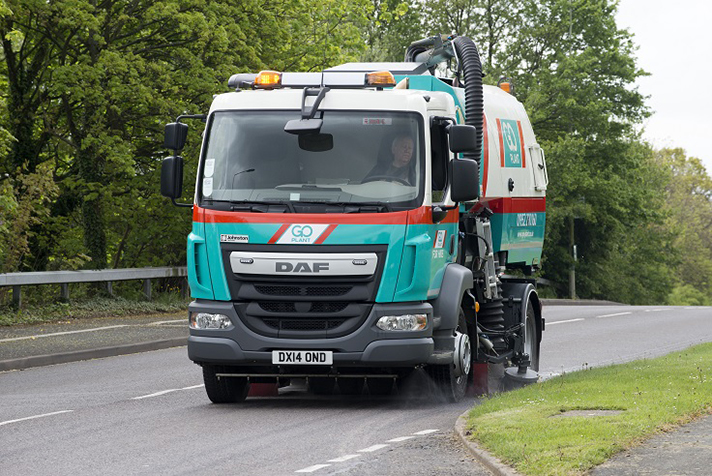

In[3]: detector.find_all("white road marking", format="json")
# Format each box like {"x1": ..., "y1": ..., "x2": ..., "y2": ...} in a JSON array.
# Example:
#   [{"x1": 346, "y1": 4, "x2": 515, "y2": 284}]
[
  {"x1": 387, "y1": 436, "x2": 415, "y2": 442},
  {"x1": 295, "y1": 464, "x2": 331, "y2": 473},
  {"x1": 685, "y1": 306, "x2": 711, "y2": 310},
  {"x1": 147, "y1": 320, "x2": 185, "y2": 326},
  {"x1": 358, "y1": 444, "x2": 389, "y2": 452},
  {"x1": 132, "y1": 389, "x2": 180, "y2": 400},
  {"x1": 0, "y1": 325, "x2": 128, "y2": 343},
  {"x1": 413, "y1": 429, "x2": 439, "y2": 435},
  {"x1": 0, "y1": 410, "x2": 74, "y2": 427},
  {"x1": 299, "y1": 429, "x2": 438, "y2": 473},
  {"x1": 132, "y1": 384, "x2": 204, "y2": 400},
  {"x1": 596, "y1": 312, "x2": 632, "y2": 318},
  {"x1": 327, "y1": 454, "x2": 361, "y2": 463},
  {"x1": 547, "y1": 318, "x2": 584, "y2": 326}
]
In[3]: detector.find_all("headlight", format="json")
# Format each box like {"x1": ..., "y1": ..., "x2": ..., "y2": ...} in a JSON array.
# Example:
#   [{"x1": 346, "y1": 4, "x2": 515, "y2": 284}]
[
  {"x1": 376, "y1": 314, "x2": 427, "y2": 331},
  {"x1": 190, "y1": 312, "x2": 233, "y2": 329}
]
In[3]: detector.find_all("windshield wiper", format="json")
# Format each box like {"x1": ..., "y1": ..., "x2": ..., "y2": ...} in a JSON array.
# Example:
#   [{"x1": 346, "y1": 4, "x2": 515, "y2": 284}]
[
  {"x1": 275, "y1": 184, "x2": 343, "y2": 192},
  {"x1": 292, "y1": 200, "x2": 393, "y2": 213},
  {"x1": 227, "y1": 199, "x2": 296, "y2": 213}
]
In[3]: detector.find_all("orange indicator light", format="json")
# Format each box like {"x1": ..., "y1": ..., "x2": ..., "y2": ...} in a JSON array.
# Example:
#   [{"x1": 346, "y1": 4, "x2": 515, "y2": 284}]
[
  {"x1": 366, "y1": 71, "x2": 396, "y2": 87},
  {"x1": 254, "y1": 70, "x2": 282, "y2": 88}
]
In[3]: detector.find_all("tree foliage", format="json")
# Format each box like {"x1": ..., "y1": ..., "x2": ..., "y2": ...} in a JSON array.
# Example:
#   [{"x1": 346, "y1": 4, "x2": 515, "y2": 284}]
[
  {"x1": 656, "y1": 148, "x2": 712, "y2": 304},
  {"x1": 0, "y1": 0, "x2": 368, "y2": 273}
]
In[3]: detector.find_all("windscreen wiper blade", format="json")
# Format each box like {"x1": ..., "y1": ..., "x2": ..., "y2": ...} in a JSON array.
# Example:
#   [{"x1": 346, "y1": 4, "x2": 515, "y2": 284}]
[
  {"x1": 228, "y1": 199, "x2": 296, "y2": 213},
  {"x1": 276, "y1": 184, "x2": 343, "y2": 192},
  {"x1": 293, "y1": 200, "x2": 393, "y2": 213}
]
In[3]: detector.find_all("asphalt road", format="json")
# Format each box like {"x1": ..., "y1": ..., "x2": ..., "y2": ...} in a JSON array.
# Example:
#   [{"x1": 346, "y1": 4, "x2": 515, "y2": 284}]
[{"x1": 1, "y1": 305, "x2": 710, "y2": 475}]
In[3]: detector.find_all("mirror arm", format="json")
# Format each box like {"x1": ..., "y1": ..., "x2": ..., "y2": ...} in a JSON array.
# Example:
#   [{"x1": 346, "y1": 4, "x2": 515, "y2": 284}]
[
  {"x1": 430, "y1": 115, "x2": 455, "y2": 127},
  {"x1": 301, "y1": 87, "x2": 330, "y2": 120},
  {"x1": 431, "y1": 204, "x2": 459, "y2": 224},
  {"x1": 171, "y1": 198, "x2": 193, "y2": 209},
  {"x1": 175, "y1": 113, "x2": 207, "y2": 123}
]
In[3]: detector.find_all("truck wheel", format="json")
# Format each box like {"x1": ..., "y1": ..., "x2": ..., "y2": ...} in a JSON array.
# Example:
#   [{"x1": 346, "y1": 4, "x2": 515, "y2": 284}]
[
  {"x1": 426, "y1": 310, "x2": 471, "y2": 402},
  {"x1": 338, "y1": 378, "x2": 365, "y2": 395},
  {"x1": 523, "y1": 301, "x2": 540, "y2": 371},
  {"x1": 202, "y1": 365, "x2": 250, "y2": 404},
  {"x1": 309, "y1": 377, "x2": 336, "y2": 395}
]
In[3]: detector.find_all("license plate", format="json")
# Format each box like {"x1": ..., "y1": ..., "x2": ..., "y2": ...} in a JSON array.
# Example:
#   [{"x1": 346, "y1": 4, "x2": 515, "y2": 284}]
[{"x1": 272, "y1": 350, "x2": 333, "y2": 365}]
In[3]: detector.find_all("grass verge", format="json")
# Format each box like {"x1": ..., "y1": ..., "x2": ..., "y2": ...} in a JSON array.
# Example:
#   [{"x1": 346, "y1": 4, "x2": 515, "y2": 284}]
[
  {"x1": 465, "y1": 343, "x2": 712, "y2": 475},
  {"x1": 0, "y1": 295, "x2": 188, "y2": 326}
]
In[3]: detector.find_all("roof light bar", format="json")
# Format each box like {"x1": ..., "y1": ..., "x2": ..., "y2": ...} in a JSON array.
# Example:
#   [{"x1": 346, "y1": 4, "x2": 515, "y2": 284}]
[
  {"x1": 229, "y1": 70, "x2": 400, "y2": 90},
  {"x1": 366, "y1": 71, "x2": 396, "y2": 87},
  {"x1": 254, "y1": 70, "x2": 282, "y2": 88}
]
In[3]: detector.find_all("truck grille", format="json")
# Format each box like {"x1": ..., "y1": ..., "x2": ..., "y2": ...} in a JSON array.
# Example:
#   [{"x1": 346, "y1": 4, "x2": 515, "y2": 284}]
[
  {"x1": 254, "y1": 284, "x2": 352, "y2": 297},
  {"x1": 222, "y1": 244, "x2": 386, "y2": 339},
  {"x1": 258, "y1": 302, "x2": 349, "y2": 313},
  {"x1": 263, "y1": 319, "x2": 345, "y2": 331}
]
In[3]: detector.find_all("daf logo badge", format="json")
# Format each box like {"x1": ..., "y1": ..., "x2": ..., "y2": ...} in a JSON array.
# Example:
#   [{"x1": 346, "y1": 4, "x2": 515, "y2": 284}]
[
  {"x1": 275, "y1": 262, "x2": 330, "y2": 273},
  {"x1": 240, "y1": 258, "x2": 254, "y2": 264},
  {"x1": 352, "y1": 259, "x2": 368, "y2": 266}
]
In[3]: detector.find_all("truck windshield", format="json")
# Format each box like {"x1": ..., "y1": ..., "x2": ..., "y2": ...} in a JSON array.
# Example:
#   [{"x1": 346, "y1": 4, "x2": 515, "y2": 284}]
[{"x1": 200, "y1": 111, "x2": 423, "y2": 210}]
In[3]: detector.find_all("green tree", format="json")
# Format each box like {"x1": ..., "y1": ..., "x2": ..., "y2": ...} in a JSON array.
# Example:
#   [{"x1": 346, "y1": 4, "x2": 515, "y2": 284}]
[
  {"x1": 656, "y1": 148, "x2": 712, "y2": 303},
  {"x1": 0, "y1": 0, "x2": 370, "y2": 273},
  {"x1": 361, "y1": 0, "x2": 421, "y2": 62},
  {"x1": 422, "y1": 0, "x2": 524, "y2": 73}
]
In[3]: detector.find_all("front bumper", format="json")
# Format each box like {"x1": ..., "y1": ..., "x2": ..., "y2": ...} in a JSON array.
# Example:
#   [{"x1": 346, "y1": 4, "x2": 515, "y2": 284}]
[{"x1": 187, "y1": 299, "x2": 434, "y2": 367}]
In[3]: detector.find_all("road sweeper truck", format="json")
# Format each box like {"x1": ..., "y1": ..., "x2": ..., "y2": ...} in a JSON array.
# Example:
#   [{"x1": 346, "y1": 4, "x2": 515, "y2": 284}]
[{"x1": 161, "y1": 34, "x2": 548, "y2": 403}]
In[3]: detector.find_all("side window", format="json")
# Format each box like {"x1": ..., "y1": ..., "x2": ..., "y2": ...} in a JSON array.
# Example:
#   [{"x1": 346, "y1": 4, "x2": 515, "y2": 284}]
[{"x1": 430, "y1": 121, "x2": 449, "y2": 203}]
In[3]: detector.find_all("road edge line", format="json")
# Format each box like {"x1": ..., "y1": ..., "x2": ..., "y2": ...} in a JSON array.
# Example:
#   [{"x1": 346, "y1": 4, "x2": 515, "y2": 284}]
[
  {"x1": 455, "y1": 411, "x2": 522, "y2": 476},
  {"x1": 0, "y1": 338, "x2": 187, "y2": 372}
]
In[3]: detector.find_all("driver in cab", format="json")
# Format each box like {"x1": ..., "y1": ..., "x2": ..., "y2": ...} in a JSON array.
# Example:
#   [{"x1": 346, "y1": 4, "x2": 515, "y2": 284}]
[{"x1": 364, "y1": 134, "x2": 415, "y2": 185}]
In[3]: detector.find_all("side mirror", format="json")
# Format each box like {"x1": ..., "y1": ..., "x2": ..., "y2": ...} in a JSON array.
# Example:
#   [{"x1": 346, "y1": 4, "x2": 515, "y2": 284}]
[
  {"x1": 450, "y1": 159, "x2": 479, "y2": 202},
  {"x1": 448, "y1": 124, "x2": 478, "y2": 153},
  {"x1": 161, "y1": 156, "x2": 184, "y2": 199},
  {"x1": 164, "y1": 122, "x2": 188, "y2": 151}
]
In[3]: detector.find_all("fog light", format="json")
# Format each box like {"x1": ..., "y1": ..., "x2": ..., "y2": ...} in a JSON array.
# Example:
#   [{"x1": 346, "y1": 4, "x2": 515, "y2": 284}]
[
  {"x1": 376, "y1": 314, "x2": 427, "y2": 331},
  {"x1": 190, "y1": 312, "x2": 233, "y2": 329}
]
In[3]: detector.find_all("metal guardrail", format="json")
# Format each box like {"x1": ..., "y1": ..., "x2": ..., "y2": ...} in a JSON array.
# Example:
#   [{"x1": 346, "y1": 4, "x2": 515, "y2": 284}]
[{"x1": 0, "y1": 267, "x2": 188, "y2": 308}]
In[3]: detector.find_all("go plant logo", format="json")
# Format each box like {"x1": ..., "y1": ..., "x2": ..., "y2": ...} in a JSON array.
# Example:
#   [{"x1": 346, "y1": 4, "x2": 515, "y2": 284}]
[
  {"x1": 276, "y1": 224, "x2": 331, "y2": 244},
  {"x1": 497, "y1": 119, "x2": 525, "y2": 168}
]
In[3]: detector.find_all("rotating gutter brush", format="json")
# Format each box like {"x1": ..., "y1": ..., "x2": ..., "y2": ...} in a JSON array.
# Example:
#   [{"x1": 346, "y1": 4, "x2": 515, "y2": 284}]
[{"x1": 504, "y1": 353, "x2": 539, "y2": 386}]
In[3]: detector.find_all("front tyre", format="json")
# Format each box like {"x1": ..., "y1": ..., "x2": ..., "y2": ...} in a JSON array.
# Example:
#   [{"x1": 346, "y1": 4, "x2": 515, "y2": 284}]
[
  {"x1": 202, "y1": 365, "x2": 250, "y2": 404},
  {"x1": 523, "y1": 300, "x2": 540, "y2": 371},
  {"x1": 426, "y1": 310, "x2": 471, "y2": 402}
]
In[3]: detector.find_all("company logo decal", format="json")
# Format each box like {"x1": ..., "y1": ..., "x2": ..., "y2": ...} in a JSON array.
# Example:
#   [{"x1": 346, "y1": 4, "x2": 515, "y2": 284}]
[
  {"x1": 497, "y1": 118, "x2": 526, "y2": 168},
  {"x1": 516, "y1": 213, "x2": 537, "y2": 227},
  {"x1": 274, "y1": 224, "x2": 333, "y2": 244},
  {"x1": 515, "y1": 213, "x2": 539, "y2": 239},
  {"x1": 220, "y1": 234, "x2": 249, "y2": 243},
  {"x1": 434, "y1": 230, "x2": 447, "y2": 249}
]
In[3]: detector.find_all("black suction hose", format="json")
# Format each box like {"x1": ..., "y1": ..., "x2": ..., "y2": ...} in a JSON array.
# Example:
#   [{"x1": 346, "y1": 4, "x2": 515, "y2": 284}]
[{"x1": 452, "y1": 37, "x2": 484, "y2": 177}]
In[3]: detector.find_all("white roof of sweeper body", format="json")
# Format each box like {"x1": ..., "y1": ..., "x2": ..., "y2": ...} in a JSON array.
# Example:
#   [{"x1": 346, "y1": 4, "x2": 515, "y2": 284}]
[
  {"x1": 210, "y1": 86, "x2": 453, "y2": 114},
  {"x1": 324, "y1": 62, "x2": 431, "y2": 75}
]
